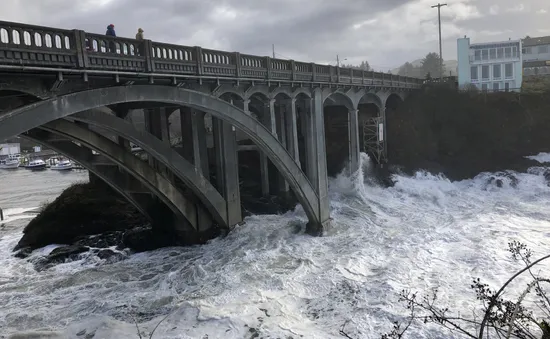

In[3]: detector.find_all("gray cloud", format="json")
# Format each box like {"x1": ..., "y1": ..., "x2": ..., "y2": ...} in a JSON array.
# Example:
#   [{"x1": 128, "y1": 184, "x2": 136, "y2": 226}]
[{"x1": 1, "y1": 0, "x2": 548, "y2": 71}]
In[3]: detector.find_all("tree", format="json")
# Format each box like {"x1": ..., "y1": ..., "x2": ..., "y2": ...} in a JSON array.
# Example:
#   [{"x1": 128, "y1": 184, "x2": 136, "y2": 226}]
[
  {"x1": 398, "y1": 62, "x2": 415, "y2": 76},
  {"x1": 421, "y1": 52, "x2": 445, "y2": 78},
  {"x1": 341, "y1": 60, "x2": 371, "y2": 71},
  {"x1": 359, "y1": 60, "x2": 371, "y2": 71}
]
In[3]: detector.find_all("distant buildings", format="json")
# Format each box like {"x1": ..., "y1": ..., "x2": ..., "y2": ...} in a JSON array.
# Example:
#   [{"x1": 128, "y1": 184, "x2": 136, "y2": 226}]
[
  {"x1": 0, "y1": 143, "x2": 21, "y2": 157},
  {"x1": 522, "y1": 36, "x2": 550, "y2": 77},
  {"x1": 457, "y1": 36, "x2": 523, "y2": 92}
]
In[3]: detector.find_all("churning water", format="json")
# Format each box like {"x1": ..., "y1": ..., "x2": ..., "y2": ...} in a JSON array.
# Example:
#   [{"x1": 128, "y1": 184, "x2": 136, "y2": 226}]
[{"x1": 1, "y1": 154, "x2": 550, "y2": 339}]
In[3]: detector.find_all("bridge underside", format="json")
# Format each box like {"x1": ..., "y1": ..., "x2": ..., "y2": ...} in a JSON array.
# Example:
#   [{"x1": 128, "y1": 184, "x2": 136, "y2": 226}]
[{"x1": 0, "y1": 76, "x2": 407, "y2": 244}]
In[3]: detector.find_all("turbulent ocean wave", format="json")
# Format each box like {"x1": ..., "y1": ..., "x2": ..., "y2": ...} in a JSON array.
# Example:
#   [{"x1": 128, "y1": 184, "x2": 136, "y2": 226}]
[{"x1": 0, "y1": 154, "x2": 549, "y2": 338}]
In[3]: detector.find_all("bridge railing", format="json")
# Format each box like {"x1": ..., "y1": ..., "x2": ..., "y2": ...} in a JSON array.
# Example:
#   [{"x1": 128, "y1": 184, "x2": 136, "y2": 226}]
[{"x1": 0, "y1": 20, "x2": 423, "y2": 88}]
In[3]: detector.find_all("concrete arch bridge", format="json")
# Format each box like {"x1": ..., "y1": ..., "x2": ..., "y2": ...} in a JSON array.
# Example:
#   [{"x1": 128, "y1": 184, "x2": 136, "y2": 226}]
[{"x1": 0, "y1": 20, "x2": 418, "y2": 242}]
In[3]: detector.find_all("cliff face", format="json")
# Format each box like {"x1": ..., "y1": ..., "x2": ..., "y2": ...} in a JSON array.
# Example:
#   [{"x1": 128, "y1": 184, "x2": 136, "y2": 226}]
[{"x1": 386, "y1": 87, "x2": 550, "y2": 180}]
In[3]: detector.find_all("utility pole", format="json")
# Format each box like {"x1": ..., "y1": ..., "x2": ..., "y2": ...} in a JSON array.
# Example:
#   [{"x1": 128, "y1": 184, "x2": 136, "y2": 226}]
[
  {"x1": 272, "y1": 44, "x2": 275, "y2": 58},
  {"x1": 431, "y1": 3, "x2": 447, "y2": 80},
  {"x1": 336, "y1": 54, "x2": 340, "y2": 67}
]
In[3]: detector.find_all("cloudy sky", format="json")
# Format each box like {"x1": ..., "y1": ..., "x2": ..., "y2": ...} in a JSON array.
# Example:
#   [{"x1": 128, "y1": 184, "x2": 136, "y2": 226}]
[{"x1": 2, "y1": 0, "x2": 549, "y2": 71}]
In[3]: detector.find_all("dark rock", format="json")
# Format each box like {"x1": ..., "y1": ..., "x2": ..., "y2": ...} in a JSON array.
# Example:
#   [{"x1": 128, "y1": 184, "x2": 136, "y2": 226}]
[
  {"x1": 14, "y1": 182, "x2": 147, "y2": 251},
  {"x1": 387, "y1": 87, "x2": 550, "y2": 181},
  {"x1": 14, "y1": 247, "x2": 32, "y2": 259},
  {"x1": 96, "y1": 249, "x2": 126, "y2": 263},
  {"x1": 47, "y1": 245, "x2": 89, "y2": 262},
  {"x1": 74, "y1": 231, "x2": 125, "y2": 249},
  {"x1": 122, "y1": 227, "x2": 179, "y2": 252}
]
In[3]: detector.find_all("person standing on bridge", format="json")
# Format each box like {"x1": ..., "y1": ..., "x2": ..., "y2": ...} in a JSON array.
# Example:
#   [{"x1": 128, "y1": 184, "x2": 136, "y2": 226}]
[
  {"x1": 135, "y1": 28, "x2": 144, "y2": 56},
  {"x1": 105, "y1": 24, "x2": 116, "y2": 53}
]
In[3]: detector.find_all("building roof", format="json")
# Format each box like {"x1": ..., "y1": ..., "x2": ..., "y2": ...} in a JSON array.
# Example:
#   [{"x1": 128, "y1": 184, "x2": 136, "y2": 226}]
[{"x1": 522, "y1": 36, "x2": 550, "y2": 47}]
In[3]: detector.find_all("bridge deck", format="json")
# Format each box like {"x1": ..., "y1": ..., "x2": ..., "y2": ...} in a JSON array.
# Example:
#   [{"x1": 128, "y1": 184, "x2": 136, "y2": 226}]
[{"x1": 0, "y1": 20, "x2": 422, "y2": 89}]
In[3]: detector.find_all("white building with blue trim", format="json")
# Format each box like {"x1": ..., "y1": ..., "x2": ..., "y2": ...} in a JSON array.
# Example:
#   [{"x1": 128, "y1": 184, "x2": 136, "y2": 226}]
[{"x1": 457, "y1": 36, "x2": 523, "y2": 92}]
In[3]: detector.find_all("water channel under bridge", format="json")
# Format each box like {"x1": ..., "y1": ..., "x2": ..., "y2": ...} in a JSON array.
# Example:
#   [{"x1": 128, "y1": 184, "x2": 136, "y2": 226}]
[{"x1": 0, "y1": 20, "x2": 422, "y2": 242}]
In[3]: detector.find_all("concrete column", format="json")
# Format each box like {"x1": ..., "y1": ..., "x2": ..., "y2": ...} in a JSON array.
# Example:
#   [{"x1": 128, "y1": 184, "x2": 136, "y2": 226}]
[
  {"x1": 114, "y1": 109, "x2": 131, "y2": 150},
  {"x1": 307, "y1": 89, "x2": 330, "y2": 235},
  {"x1": 381, "y1": 107, "x2": 388, "y2": 163},
  {"x1": 145, "y1": 108, "x2": 171, "y2": 175},
  {"x1": 277, "y1": 103, "x2": 290, "y2": 194},
  {"x1": 285, "y1": 98, "x2": 300, "y2": 167},
  {"x1": 259, "y1": 100, "x2": 274, "y2": 197},
  {"x1": 212, "y1": 117, "x2": 242, "y2": 227},
  {"x1": 268, "y1": 99, "x2": 277, "y2": 138},
  {"x1": 179, "y1": 107, "x2": 194, "y2": 162},
  {"x1": 191, "y1": 109, "x2": 209, "y2": 178},
  {"x1": 348, "y1": 109, "x2": 360, "y2": 174},
  {"x1": 302, "y1": 98, "x2": 317, "y2": 185}
]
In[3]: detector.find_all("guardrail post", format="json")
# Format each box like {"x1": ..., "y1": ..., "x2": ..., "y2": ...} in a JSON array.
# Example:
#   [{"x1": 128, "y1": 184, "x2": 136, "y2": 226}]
[
  {"x1": 311, "y1": 63, "x2": 316, "y2": 82},
  {"x1": 265, "y1": 56, "x2": 272, "y2": 80},
  {"x1": 290, "y1": 60, "x2": 296, "y2": 81},
  {"x1": 234, "y1": 52, "x2": 242, "y2": 77},
  {"x1": 195, "y1": 46, "x2": 203, "y2": 76},
  {"x1": 143, "y1": 40, "x2": 154, "y2": 72},
  {"x1": 73, "y1": 30, "x2": 89, "y2": 68}
]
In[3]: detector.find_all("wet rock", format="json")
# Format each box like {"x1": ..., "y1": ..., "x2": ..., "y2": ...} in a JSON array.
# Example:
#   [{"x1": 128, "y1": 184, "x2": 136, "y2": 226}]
[
  {"x1": 74, "y1": 231, "x2": 124, "y2": 249},
  {"x1": 13, "y1": 247, "x2": 32, "y2": 259},
  {"x1": 47, "y1": 245, "x2": 89, "y2": 262},
  {"x1": 96, "y1": 249, "x2": 126, "y2": 263},
  {"x1": 544, "y1": 169, "x2": 550, "y2": 186},
  {"x1": 121, "y1": 227, "x2": 179, "y2": 252}
]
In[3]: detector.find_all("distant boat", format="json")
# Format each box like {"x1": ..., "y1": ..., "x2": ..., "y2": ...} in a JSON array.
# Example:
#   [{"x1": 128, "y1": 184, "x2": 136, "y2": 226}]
[
  {"x1": 50, "y1": 159, "x2": 73, "y2": 171},
  {"x1": 24, "y1": 159, "x2": 47, "y2": 170},
  {"x1": 0, "y1": 158, "x2": 20, "y2": 169}
]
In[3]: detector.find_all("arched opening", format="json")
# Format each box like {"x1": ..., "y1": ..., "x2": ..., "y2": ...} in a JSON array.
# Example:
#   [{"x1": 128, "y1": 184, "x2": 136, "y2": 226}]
[
  {"x1": 0, "y1": 86, "x2": 324, "y2": 230},
  {"x1": 323, "y1": 92, "x2": 354, "y2": 177}
]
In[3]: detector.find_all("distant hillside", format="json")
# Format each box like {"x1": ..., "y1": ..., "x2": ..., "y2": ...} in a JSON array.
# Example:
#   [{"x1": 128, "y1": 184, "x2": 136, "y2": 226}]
[{"x1": 391, "y1": 59, "x2": 458, "y2": 77}]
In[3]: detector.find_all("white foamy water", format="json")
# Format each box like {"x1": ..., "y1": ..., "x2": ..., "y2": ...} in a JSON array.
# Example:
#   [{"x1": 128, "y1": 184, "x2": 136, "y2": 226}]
[
  {"x1": 0, "y1": 156, "x2": 549, "y2": 338},
  {"x1": 526, "y1": 151, "x2": 550, "y2": 164}
]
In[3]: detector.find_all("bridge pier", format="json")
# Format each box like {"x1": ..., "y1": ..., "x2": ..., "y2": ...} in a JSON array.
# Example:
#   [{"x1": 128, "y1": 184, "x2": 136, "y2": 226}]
[
  {"x1": 276, "y1": 102, "x2": 290, "y2": 195},
  {"x1": 306, "y1": 90, "x2": 331, "y2": 235},
  {"x1": 348, "y1": 109, "x2": 361, "y2": 174},
  {"x1": 212, "y1": 118, "x2": 242, "y2": 227}
]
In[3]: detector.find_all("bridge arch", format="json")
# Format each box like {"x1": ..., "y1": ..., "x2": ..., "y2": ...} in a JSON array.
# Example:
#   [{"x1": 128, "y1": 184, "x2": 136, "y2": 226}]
[
  {"x1": 0, "y1": 85, "x2": 322, "y2": 227},
  {"x1": 21, "y1": 130, "x2": 153, "y2": 221},
  {"x1": 37, "y1": 119, "x2": 201, "y2": 233}
]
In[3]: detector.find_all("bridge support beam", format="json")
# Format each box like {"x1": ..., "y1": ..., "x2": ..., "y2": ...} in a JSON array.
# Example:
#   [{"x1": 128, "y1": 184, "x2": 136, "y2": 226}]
[
  {"x1": 285, "y1": 98, "x2": 300, "y2": 168},
  {"x1": 213, "y1": 118, "x2": 242, "y2": 227},
  {"x1": 180, "y1": 107, "x2": 209, "y2": 178},
  {"x1": 307, "y1": 89, "x2": 331, "y2": 235},
  {"x1": 348, "y1": 109, "x2": 361, "y2": 174},
  {"x1": 277, "y1": 103, "x2": 290, "y2": 195}
]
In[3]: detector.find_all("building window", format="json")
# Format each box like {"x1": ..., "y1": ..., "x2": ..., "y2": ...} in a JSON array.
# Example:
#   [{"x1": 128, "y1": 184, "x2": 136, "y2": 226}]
[
  {"x1": 493, "y1": 82, "x2": 500, "y2": 91},
  {"x1": 493, "y1": 64, "x2": 501, "y2": 79},
  {"x1": 512, "y1": 47, "x2": 518, "y2": 58},
  {"x1": 481, "y1": 83, "x2": 488, "y2": 91},
  {"x1": 505, "y1": 82, "x2": 510, "y2": 91},
  {"x1": 482, "y1": 49, "x2": 489, "y2": 60},
  {"x1": 482, "y1": 65, "x2": 489, "y2": 80},
  {"x1": 539, "y1": 45, "x2": 549, "y2": 54},
  {"x1": 505, "y1": 63, "x2": 513, "y2": 78},
  {"x1": 490, "y1": 48, "x2": 496, "y2": 59},
  {"x1": 497, "y1": 48, "x2": 504, "y2": 58},
  {"x1": 474, "y1": 50, "x2": 481, "y2": 61},
  {"x1": 471, "y1": 66, "x2": 478, "y2": 80},
  {"x1": 524, "y1": 47, "x2": 532, "y2": 54},
  {"x1": 505, "y1": 47, "x2": 512, "y2": 58}
]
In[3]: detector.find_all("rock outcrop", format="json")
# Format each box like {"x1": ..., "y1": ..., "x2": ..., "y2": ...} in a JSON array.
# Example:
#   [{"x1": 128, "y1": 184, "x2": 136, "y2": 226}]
[{"x1": 387, "y1": 87, "x2": 550, "y2": 180}]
